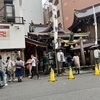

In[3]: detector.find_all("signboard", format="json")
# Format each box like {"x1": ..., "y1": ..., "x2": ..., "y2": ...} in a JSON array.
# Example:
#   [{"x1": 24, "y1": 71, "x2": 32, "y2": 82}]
[
  {"x1": 0, "y1": 25, "x2": 10, "y2": 39},
  {"x1": 0, "y1": 31, "x2": 6, "y2": 37}
]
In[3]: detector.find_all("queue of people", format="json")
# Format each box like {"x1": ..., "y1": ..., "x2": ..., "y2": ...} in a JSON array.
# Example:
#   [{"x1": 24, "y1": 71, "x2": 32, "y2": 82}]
[
  {"x1": 0, "y1": 54, "x2": 41, "y2": 87},
  {"x1": 0, "y1": 55, "x2": 26, "y2": 87},
  {"x1": 0, "y1": 51, "x2": 80, "y2": 88}
]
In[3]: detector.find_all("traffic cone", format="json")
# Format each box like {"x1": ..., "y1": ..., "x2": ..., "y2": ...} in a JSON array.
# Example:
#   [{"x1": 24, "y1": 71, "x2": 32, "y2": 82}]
[
  {"x1": 68, "y1": 67, "x2": 75, "y2": 79},
  {"x1": 94, "y1": 64, "x2": 100, "y2": 75},
  {"x1": 49, "y1": 68, "x2": 56, "y2": 82}
]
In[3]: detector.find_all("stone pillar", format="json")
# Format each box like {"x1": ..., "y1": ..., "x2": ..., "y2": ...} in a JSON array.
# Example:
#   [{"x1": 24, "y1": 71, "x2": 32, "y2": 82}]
[
  {"x1": 80, "y1": 37, "x2": 86, "y2": 65},
  {"x1": 20, "y1": 49, "x2": 25, "y2": 61},
  {"x1": 90, "y1": 50, "x2": 95, "y2": 65}
]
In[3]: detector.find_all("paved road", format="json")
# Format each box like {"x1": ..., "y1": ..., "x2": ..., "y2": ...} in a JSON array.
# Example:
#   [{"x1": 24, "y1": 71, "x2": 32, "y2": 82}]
[{"x1": 0, "y1": 72, "x2": 100, "y2": 100}]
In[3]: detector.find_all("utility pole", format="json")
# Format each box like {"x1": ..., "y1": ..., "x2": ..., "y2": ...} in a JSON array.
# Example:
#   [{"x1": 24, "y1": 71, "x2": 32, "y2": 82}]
[
  {"x1": 49, "y1": 2, "x2": 58, "y2": 49},
  {"x1": 49, "y1": 2, "x2": 59, "y2": 75},
  {"x1": 93, "y1": 6, "x2": 98, "y2": 45}
]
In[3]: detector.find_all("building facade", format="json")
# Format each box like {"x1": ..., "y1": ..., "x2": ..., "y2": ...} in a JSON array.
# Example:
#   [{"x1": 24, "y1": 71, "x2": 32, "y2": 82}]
[
  {"x1": 43, "y1": 0, "x2": 100, "y2": 32},
  {"x1": 0, "y1": 0, "x2": 44, "y2": 61},
  {"x1": 21, "y1": 0, "x2": 44, "y2": 34},
  {"x1": 0, "y1": 0, "x2": 25, "y2": 61}
]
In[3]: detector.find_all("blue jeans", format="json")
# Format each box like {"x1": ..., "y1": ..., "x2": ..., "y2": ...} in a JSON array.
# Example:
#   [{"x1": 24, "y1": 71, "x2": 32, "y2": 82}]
[{"x1": 0, "y1": 69, "x2": 7, "y2": 84}]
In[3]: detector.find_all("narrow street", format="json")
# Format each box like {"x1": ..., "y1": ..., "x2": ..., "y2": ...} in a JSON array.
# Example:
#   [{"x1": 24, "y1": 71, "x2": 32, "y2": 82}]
[{"x1": 0, "y1": 72, "x2": 100, "y2": 100}]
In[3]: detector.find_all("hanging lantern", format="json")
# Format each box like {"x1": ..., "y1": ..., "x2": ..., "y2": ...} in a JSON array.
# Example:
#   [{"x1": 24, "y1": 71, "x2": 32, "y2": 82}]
[
  {"x1": 64, "y1": 43, "x2": 68, "y2": 47},
  {"x1": 70, "y1": 45, "x2": 74, "y2": 48},
  {"x1": 75, "y1": 43, "x2": 78, "y2": 47}
]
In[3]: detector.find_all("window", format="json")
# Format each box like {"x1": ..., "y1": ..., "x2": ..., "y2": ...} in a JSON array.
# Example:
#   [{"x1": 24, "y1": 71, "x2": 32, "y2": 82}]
[
  {"x1": 57, "y1": 10, "x2": 60, "y2": 18},
  {"x1": 4, "y1": 0, "x2": 13, "y2": 4},
  {"x1": 54, "y1": 0, "x2": 59, "y2": 5}
]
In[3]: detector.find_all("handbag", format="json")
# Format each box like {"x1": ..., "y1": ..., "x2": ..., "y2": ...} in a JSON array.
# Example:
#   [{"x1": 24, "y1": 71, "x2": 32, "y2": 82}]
[{"x1": 16, "y1": 66, "x2": 21, "y2": 69}]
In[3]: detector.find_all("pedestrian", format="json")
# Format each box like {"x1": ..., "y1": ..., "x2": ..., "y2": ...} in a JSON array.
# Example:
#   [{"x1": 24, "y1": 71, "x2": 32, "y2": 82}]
[
  {"x1": 73, "y1": 53, "x2": 80, "y2": 74},
  {"x1": 94, "y1": 47, "x2": 100, "y2": 64},
  {"x1": 30, "y1": 54, "x2": 40, "y2": 79},
  {"x1": 66, "y1": 53, "x2": 73, "y2": 67},
  {"x1": 15, "y1": 57, "x2": 24, "y2": 82},
  {"x1": 5, "y1": 56, "x2": 15, "y2": 82},
  {"x1": 43, "y1": 51, "x2": 49, "y2": 74},
  {"x1": 0, "y1": 55, "x2": 8, "y2": 86},
  {"x1": 26, "y1": 59, "x2": 32, "y2": 78},
  {"x1": 57, "y1": 49, "x2": 65, "y2": 74}
]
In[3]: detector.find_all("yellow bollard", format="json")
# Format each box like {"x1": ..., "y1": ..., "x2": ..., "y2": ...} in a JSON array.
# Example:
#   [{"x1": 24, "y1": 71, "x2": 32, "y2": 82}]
[{"x1": 68, "y1": 67, "x2": 75, "y2": 79}]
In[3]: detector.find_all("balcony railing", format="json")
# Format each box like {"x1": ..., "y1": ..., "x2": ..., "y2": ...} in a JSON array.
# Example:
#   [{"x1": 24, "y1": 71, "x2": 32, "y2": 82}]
[{"x1": 0, "y1": 16, "x2": 24, "y2": 24}]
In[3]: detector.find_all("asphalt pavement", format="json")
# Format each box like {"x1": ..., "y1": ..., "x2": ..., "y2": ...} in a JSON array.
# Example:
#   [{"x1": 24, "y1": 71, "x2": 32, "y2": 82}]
[{"x1": 0, "y1": 69, "x2": 100, "y2": 100}]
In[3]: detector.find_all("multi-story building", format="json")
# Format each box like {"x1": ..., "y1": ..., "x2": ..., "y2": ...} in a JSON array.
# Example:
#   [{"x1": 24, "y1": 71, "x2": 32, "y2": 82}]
[
  {"x1": 0, "y1": 0, "x2": 44, "y2": 61},
  {"x1": 43, "y1": 0, "x2": 100, "y2": 32},
  {"x1": 21, "y1": 0, "x2": 44, "y2": 34},
  {"x1": 0, "y1": 0, "x2": 25, "y2": 61},
  {"x1": 43, "y1": 0, "x2": 100, "y2": 66}
]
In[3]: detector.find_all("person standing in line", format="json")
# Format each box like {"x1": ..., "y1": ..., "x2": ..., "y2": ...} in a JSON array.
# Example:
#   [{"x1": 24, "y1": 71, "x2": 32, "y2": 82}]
[
  {"x1": 43, "y1": 51, "x2": 49, "y2": 74},
  {"x1": 57, "y1": 49, "x2": 65, "y2": 74},
  {"x1": 26, "y1": 59, "x2": 32, "y2": 78},
  {"x1": 0, "y1": 55, "x2": 8, "y2": 86},
  {"x1": 73, "y1": 53, "x2": 80, "y2": 74},
  {"x1": 94, "y1": 47, "x2": 100, "y2": 64},
  {"x1": 66, "y1": 53, "x2": 73, "y2": 67},
  {"x1": 6, "y1": 56, "x2": 15, "y2": 82},
  {"x1": 30, "y1": 54, "x2": 40, "y2": 79},
  {"x1": 15, "y1": 57, "x2": 24, "y2": 82}
]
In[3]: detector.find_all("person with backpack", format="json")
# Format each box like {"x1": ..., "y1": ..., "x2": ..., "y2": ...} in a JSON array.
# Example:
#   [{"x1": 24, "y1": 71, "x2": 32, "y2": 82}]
[
  {"x1": 66, "y1": 53, "x2": 73, "y2": 67},
  {"x1": 15, "y1": 57, "x2": 24, "y2": 82},
  {"x1": 6, "y1": 56, "x2": 15, "y2": 82}
]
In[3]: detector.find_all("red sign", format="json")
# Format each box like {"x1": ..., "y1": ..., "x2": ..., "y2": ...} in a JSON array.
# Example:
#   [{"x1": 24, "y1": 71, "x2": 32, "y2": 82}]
[{"x1": 0, "y1": 31, "x2": 6, "y2": 37}]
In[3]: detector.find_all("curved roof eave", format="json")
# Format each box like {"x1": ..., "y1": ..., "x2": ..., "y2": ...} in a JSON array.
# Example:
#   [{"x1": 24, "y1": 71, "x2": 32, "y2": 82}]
[
  {"x1": 68, "y1": 14, "x2": 79, "y2": 31},
  {"x1": 40, "y1": 23, "x2": 53, "y2": 33},
  {"x1": 68, "y1": 3, "x2": 100, "y2": 31},
  {"x1": 25, "y1": 37, "x2": 47, "y2": 48}
]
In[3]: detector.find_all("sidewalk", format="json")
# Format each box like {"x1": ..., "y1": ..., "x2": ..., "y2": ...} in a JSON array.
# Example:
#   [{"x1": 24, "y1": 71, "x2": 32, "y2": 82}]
[
  {"x1": 56, "y1": 68, "x2": 94, "y2": 76},
  {"x1": 37, "y1": 68, "x2": 94, "y2": 78}
]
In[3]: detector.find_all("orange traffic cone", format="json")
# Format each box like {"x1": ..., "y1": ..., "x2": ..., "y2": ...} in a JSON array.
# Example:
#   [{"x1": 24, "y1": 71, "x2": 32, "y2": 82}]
[
  {"x1": 49, "y1": 68, "x2": 56, "y2": 82},
  {"x1": 95, "y1": 64, "x2": 100, "y2": 75},
  {"x1": 68, "y1": 67, "x2": 75, "y2": 79}
]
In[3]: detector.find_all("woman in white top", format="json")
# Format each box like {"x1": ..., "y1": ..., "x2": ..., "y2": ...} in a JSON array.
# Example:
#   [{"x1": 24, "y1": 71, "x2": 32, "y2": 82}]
[
  {"x1": 6, "y1": 56, "x2": 15, "y2": 82},
  {"x1": 73, "y1": 53, "x2": 80, "y2": 74},
  {"x1": 30, "y1": 54, "x2": 40, "y2": 79}
]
